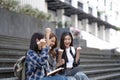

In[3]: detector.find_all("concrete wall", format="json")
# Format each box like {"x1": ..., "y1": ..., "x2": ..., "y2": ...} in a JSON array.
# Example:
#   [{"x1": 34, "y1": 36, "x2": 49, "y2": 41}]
[{"x1": 0, "y1": 8, "x2": 55, "y2": 39}]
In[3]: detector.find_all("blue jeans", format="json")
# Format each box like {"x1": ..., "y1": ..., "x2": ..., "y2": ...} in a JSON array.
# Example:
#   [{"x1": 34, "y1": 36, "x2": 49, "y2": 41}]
[
  {"x1": 41, "y1": 75, "x2": 68, "y2": 80},
  {"x1": 66, "y1": 76, "x2": 76, "y2": 80},
  {"x1": 65, "y1": 68, "x2": 89, "y2": 80},
  {"x1": 74, "y1": 72, "x2": 89, "y2": 80}
]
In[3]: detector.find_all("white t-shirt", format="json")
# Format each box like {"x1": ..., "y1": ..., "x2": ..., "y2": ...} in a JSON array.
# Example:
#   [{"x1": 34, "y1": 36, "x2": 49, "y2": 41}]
[{"x1": 66, "y1": 47, "x2": 75, "y2": 68}]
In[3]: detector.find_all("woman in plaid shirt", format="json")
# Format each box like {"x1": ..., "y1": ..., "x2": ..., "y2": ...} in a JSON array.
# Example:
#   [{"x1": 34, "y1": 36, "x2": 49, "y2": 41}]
[{"x1": 25, "y1": 31, "x2": 68, "y2": 80}]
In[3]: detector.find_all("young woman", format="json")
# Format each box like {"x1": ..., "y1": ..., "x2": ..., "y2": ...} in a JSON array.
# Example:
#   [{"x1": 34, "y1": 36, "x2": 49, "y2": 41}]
[
  {"x1": 47, "y1": 32, "x2": 65, "y2": 71},
  {"x1": 58, "y1": 31, "x2": 89, "y2": 80},
  {"x1": 45, "y1": 29, "x2": 76, "y2": 80},
  {"x1": 25, "y1": 32, "x2": 67, "y2": 80}
]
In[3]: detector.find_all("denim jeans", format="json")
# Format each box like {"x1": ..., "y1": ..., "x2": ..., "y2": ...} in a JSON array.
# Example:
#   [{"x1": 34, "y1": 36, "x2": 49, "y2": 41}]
[
  {"x1": 65, "y1": 68, "x2": 89, "y2": 80},
  {"x1": 41, "y1": 75, "x2": 68, "y2": 80},
  {"x1": 74, "y1": 72, "x2": 89, "y2": 80},
  {"x1": 66, "y1": 76, "x2": 76, "y2": 80}
]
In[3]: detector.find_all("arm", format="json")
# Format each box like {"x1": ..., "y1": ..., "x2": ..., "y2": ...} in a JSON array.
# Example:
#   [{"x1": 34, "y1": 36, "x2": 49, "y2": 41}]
[
  {"x1": 75, "y1": 47, "x2": 81, "y2": 63},
  {"x1": 45, "y1": 28, "x2": 51, "y2": 46},
  {"x1": 57, "y1": 49, "x2": 63, "y2": 62},
  {"x1": 56, "y1": 59, "x2": 65, "y2": 67},
  {"x1": 27, "y1": 47, "x2": 49, "y2": 67},
  {"x1": 56, "y1": 49, "x2": 65, "y2": 67}
]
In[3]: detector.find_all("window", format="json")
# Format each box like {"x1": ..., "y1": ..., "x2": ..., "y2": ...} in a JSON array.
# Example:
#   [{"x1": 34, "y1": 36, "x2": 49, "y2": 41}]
[
  {"x1": 105, "y1": 15, "x2": 108, "y2": 21},
  {"x1": 104, "y1": 0, "x2": 106, "y2": 6},
  {"x1": 78, "y1": 2, "x2": 83, "y2": 11},
  {"x1": 97, "y1": 12, "x2": 100, "y2": 18},
  {"x1": 88, "y1": 7, "x2": 92, "y2": 15},
  {"x1": 110, "y1": 2, "x2": 112, "y2": 10},
  {"x1": 116, "y1": 11, "x2": 119, "y2": 19}
]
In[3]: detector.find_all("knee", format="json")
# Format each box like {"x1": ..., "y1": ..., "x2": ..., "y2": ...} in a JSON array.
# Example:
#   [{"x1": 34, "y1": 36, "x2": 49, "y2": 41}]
[
  {"x1": 74, "y1": 72, "x2": 89, "y2": 80},
  {"x1": 75, "y1": 72, "x2": 86, "y2": 76}
]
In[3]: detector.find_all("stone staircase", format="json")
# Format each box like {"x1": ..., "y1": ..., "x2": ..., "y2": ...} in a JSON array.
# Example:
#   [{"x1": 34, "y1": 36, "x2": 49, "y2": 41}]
[
  {"x1": 0, "y1": 35, "x2": 120, "y2": 80},
  {"x1": 80, "y1": 48, "x2": 120, "y2": 80},
  {"x1": 0, "y1": 35, "x2": 29, "y2": 80}
]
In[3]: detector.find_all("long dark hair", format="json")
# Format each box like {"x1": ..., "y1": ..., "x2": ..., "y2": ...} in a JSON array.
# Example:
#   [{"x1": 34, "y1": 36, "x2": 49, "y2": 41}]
[
  {"x1": 49, "y1": 33, "x2": 58, "y2": 58},
  {"x1": 60, "y1": 31, "x2": 73, "y2": 49},
  {"x1": 29, "y1": 32, "x2": 44, "y2": 52}
]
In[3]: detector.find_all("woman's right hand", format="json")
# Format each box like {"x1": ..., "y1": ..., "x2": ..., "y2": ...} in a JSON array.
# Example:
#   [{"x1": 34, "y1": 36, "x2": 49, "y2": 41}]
[
  {"x1": 57, "y1": 49, "x2": 63, "y2": 62},
  {"x1": 37, "y1": 39, "x2": 47, "y2": 49},
  {"x1": 45, "y1": 28, "x2": 51, "y2": 36},
  {"x1": 58, "y1": 49, "x2": 63, "y2": 56}
]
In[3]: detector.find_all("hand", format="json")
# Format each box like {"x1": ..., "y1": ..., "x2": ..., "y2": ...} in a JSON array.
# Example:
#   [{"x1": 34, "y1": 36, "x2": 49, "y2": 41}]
[
  {"x1": 77, "y1": 46, "x2": 82, "y2": 51},
  {"x1": 45, "y1": 28, "x2": 51, "y2": 46},
  {"x1": 37, "y1": 39, "x2": 46, "y2": 49},
  {"x1": 75, "y1": 47, "x2": 81, "y2": 63},
  {"x1": 57, "y1": 59, "x2": 65, "y2": 67},
  {"x1": 40, "y1": 39, "x2": 46, "y2": 48},
  {"x1": 45, "y1": 28, "x2": 51, "y2": 35},
  {"x1": 58, "y1": 49, "x2": 63, "y2": 56},
  {"x1": 57, "y1": 49, "x2": 63, "y2": 62}
]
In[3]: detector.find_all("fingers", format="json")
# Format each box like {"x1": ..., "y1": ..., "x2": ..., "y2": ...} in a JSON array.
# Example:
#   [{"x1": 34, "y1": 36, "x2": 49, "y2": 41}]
[
  {"x1": 58, "y1": 48, "x2": 63, "y2": 55},
  {"x1": 37, "y1": 39, "x2": 47, "y2": 49},
  {"x1": 45, "y1": 28, "x2": 51, "y2": 35},
  {"x1": 37, "y1": 39, "x2": 46, "y2": 45},
  {"x1": 77, "y1": 46, "x2": 82, "y2": 51}
]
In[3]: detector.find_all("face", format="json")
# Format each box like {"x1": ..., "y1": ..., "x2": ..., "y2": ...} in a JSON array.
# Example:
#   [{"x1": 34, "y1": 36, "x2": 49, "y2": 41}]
[
  {"x1": 64, "y1": 35, "x2": 71, "y2": 48},
  {"x1": 49, "y1": 36, "x2": 56, "y2": 48}
]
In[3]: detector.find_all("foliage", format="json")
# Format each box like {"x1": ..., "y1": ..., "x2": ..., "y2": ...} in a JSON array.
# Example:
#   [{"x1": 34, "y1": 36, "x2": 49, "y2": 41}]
[
  {"x1": 64, "y1": 21, "x2": 68, "y2": 27},
  {"x1": 116, "y1": 27, "x2": 120, "y2": 31},
  {"x1": 57, "y1": 21, "x2": 63, "y2": 28},
  {"x1": 0, "y1": 0, "x2": 51, "y2": 20},
  {"x1": 64, "y1": 21, "x2": 71, "y2": 27},
  {"x1": 0, "y1": 0, "x2": 19, "y2": 11},
  {"x1": 19, "y1": 4, "x2": 51, "y2": 20}
]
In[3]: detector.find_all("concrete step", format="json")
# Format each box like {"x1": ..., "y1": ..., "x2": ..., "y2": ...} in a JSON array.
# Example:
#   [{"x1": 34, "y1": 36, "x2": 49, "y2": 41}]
[
  {"x1": 80, "y1": 55, "x2": 111, "y2": 59},
  {"x1": 0, "y1": 58, "x2": 17, "y2": 67},
  {"x1": 89, "y1": 72, "x2": 120, "y2": 80},
  {"x1": 0, "y1": 40, "x2": 29, "y2": 46},
  {"x1": 0, "y1": 67, "x2": 14, "y2": 78},
  {"x1": 0, "y1": 51, "x2": 26, "y2": 59},
  {"x1": 80, "y1": 52, "x2": 112, "y2": 58},
  {"x1": 0, "y1": 77, "x2": 18, "y2": 80},
  {"x1": 0, "y1": 43, "x2": 28, "y2": 50},
  {"x1": 0, "y1": 67, "x2": 13, "y2": 73},
  {"x1": 84, "y1": 67, "x2": 120, "y2": 78},
  {"x1": 0, "y1": 35, "x2": 29, "y2": 44},
  {"x1": 81, "y1": 51, "x2": 111, "y2": 56},
  {"x1": 79, "y1": 63, "x2": 120, "y2": 71},
  {"x1": 81, "y1": 48, "x2": 111, "y2": 54},
  {"x1": 80, "y1": 59, "x2": 120, "y2": 65}
]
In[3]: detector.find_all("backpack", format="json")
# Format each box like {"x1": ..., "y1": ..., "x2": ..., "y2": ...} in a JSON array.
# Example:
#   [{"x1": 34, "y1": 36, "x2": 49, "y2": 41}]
[{"x1": 13, "y1": 56, "x2": 26, "y2": 80}]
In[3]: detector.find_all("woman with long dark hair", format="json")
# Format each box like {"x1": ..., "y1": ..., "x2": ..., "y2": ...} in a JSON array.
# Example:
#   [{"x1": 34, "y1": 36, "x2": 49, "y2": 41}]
[{"x1": 58, "y1": 31, "x2": 89, "y2": 80}]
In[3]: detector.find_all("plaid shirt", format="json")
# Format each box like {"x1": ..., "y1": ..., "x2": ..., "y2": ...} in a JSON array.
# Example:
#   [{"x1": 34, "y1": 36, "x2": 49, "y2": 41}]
[{"x1": 26, "y1": 47, "x2": 50, "y2": 80}]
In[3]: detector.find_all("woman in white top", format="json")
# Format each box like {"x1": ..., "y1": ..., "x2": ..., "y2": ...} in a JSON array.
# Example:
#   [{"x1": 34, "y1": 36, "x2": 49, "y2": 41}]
[{"x1": 58, "y1": 31, "x2": 89, "y2": 80}]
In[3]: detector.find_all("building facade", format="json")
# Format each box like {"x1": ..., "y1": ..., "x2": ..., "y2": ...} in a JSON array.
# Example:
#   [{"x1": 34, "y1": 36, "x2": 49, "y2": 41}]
[{"x1": 17, "y1": 0, "x2": 120, "y2": 49}]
